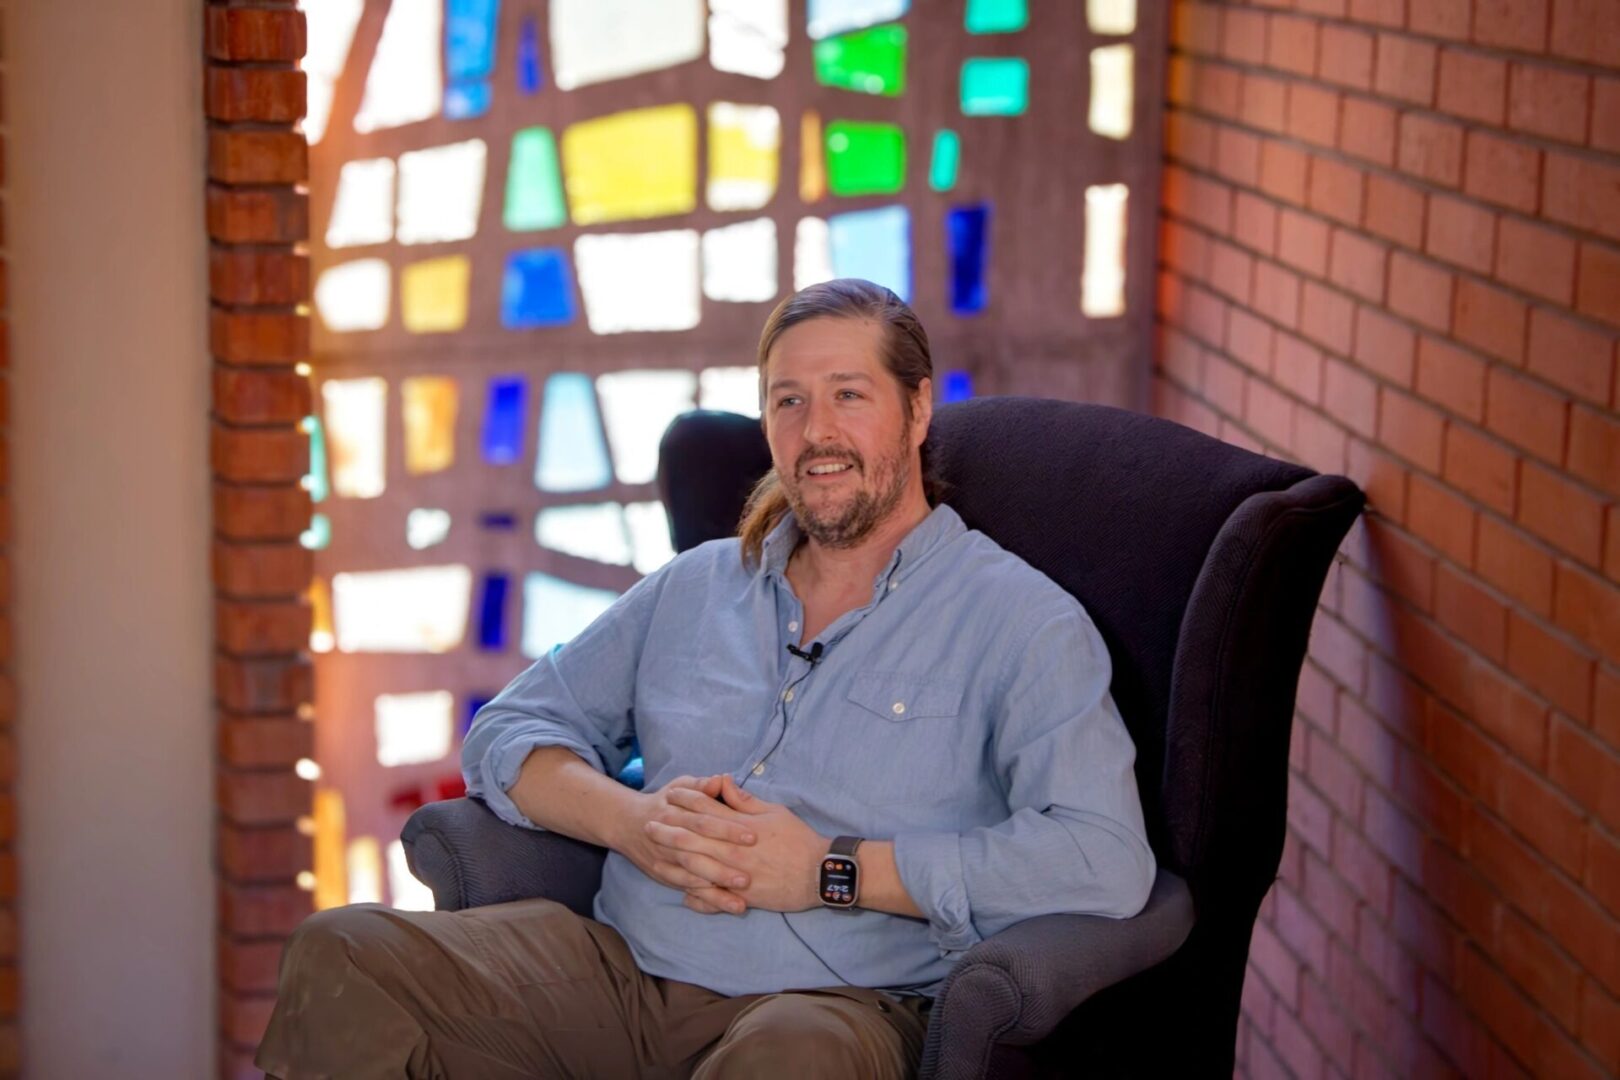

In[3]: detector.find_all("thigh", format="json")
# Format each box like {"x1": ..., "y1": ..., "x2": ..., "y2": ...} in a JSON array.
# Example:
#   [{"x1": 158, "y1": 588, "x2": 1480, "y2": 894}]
[
  {"x1": 258, "y1": 898, "x2": 658, "y2": 1079},
  {"x1": 691, "y1": 989, "x2": 930, "y2": 1080}
]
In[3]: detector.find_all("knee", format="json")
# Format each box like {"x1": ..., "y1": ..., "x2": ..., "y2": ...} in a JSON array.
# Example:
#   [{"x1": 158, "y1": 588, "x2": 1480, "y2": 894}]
[
  {"x1": 279, "y1": 903, "x2": 397, "y2": 994},
  {"x1": 700, "y1": 1004, "x2": 867, "y2": 1079}
]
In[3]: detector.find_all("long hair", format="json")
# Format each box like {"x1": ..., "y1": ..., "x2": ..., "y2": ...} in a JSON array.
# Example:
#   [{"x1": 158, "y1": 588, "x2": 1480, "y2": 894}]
[{"x1": 738, "y1": 278, "x2": 943, "y2": 568}]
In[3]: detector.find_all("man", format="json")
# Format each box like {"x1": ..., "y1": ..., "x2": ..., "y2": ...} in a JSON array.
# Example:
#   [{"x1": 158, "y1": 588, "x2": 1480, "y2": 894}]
[{"x1": 257, "y1": 279, "x2": 1155, "y2": 1079}]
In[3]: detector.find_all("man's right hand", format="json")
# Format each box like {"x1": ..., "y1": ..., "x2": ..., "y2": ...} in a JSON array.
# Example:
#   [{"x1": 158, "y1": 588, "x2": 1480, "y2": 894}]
[{"x1": 612, "y1": 774, "x2": 758, "y2": 896}]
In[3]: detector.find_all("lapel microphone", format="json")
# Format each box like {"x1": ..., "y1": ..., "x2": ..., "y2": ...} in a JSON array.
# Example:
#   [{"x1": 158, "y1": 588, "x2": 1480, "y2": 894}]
[{"x1": 786, "y1": 642, "x2": 824, "y2": 665}]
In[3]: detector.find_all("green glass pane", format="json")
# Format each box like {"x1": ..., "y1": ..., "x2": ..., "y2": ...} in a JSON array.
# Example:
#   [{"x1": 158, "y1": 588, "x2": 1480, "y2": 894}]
[
  {"x1": 503, "y1": 127, "x2": 567, "y2": 232},
  {"x1": 929, "y1": 129, "x2": 960, "y2": 191},
  {"x1": 965, "y1": 0, "x2": 1028, "y2": 33},
  {"x1": 301, "y1": 414, "x2": 329, "y2": 503},
  {"x1": 825, "y1": 121, "x2": 906, "y2": 196},
  {"x1": 960, "y1": 57, "x2": 1029, "y2": 116},
  {"x1": 813, "y1": 23, "x2": 907, "y2": 96}
]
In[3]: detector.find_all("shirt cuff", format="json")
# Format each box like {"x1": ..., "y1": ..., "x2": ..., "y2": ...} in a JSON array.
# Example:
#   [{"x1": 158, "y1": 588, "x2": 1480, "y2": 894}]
[
  {"x1": 480, "y1": 732, "x2": 605, "y2": 830},
  {"x1": 892, "y1": 830, "x2": 982, "y2": 956}
]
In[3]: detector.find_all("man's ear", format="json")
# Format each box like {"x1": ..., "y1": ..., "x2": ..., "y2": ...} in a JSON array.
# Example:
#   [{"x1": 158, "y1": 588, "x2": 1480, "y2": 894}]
[{"x1": 911, "y1": 377, "x2": 933, "y2": 446}]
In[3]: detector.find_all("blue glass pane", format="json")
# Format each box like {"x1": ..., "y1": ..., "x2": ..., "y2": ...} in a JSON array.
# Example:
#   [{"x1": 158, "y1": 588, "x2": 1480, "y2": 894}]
[
  {"x1": 461, "y1": 694, "x2": 494, "y2": 738},
  {"x1": 828, "y1": 205, "x2": 912, "y2": 302},
  {"x1": 501, "y1": 248, "x2": 577, "y2": 328},
  {"x1": 536, "y1": 373, "x2": 613, "y2": 492},
  {"x1": 447, "y1": 0, "x2": 499, "y2": 80},
  {"x1": 444, "y1": 80, "x2": 492, "y2": 120},
  {"x1": 482, "y1": 377, "x2": 528, "y2": 465},
  {"x1": 943, "y1": 370, "x2": 975, "y2": 402},
  {"x1": 517, "y1": 15, "x2": 543, "y2": 94},
  {"x1": 808, "y1": 0, "x2": 910, "y2": 39},
  {"x1": 479, "y1": 510, "x2": 518, "y2": 530},
  {"x1": 946, "y1": 203, "x2": 990, "y2": 315},
  {"x1": 477, "y1": 572, "x2": 510, "y2": 651}
]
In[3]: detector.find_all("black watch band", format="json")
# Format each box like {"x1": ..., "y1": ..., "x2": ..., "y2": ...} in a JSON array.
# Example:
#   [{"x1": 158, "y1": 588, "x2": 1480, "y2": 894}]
[{"x1": 831, "y1": 835, "x2": 864, "y2": 857}]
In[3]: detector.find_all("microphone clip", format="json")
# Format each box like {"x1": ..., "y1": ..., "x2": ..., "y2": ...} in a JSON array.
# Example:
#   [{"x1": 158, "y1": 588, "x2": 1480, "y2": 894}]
[{"x1": 786, "y1": 641, "x2": 824, "y2": 665}]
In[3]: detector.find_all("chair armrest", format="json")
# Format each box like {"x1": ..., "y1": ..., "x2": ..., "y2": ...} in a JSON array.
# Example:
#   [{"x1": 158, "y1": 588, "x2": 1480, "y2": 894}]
[
  {"x1": 919, "y1": 870, "x2": 1195, "y2": 1080},
  {"x1": 401, "y1": 796, "x2": 608, "y2": 916}
]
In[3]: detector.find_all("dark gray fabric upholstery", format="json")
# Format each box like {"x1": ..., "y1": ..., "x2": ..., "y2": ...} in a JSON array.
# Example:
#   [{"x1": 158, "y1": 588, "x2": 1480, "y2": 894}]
[{"x1": 403, "y1": 397, "x2": 1364, "y2": 1079}]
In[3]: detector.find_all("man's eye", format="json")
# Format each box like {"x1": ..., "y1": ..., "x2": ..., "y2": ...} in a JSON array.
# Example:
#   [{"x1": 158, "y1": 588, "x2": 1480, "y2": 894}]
[
  {"x1": 838, "y1": 390, "x2": 861, "y2": 400},
  {"x1": 777, "y1": 396, "x2": 800, "y2": 408}
]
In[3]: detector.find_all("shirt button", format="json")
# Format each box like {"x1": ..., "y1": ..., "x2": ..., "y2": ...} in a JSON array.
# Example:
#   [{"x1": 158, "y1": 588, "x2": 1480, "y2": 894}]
[
  {"x1": 788, "y1": 621, "x2": 799, "y2": 633},
  {"x1": 888, "y1": 581, "x2": 898, "y2": 591},
  {"x1": 752, "y1": 762, "x2": 765, "y2": 776},
  {"x1": 784, "y1": 689, "x2": 795, "y2": 702},
  {"x1": 892, "y1": 701, "x2": 906, "y2": 715}
]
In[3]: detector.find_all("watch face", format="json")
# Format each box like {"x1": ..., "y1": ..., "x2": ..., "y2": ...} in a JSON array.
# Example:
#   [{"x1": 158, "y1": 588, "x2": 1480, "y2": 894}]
[{"x1": 819, "y1": 856, "x2": 858, "y2": 906}]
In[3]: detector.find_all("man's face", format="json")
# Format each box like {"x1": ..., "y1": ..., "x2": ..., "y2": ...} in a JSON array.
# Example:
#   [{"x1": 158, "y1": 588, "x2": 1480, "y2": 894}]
[{"x1": 762, "y1": 317, "x2": 931, "y2": 550}]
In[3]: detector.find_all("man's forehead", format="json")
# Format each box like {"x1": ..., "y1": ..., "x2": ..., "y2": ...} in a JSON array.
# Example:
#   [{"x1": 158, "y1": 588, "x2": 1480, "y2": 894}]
[{"x1": 765, "y1": 371, "x2": 876, "y2": 391}]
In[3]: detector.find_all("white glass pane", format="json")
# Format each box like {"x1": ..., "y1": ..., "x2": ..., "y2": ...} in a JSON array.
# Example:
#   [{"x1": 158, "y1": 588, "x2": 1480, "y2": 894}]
[
  {"x1": 332, "y1": 565, "x2": 473, "y2": 653},
  {"x1": 300, "y1": 0, "x2": 363, "y2": 144},
  {"x1": 709, "y1": 0, "x2": 788, "y2": 79},
  {"x1": 322, "y1": 377, "x2": 387, "y2": 498},
  {"x1": 354, "y1": 0, "x2": 443, "y2": 133},
  {"x1": 808, "y1": 0, "x2": 909, "y2": 39},
  {"x1": 397, "y1": 140, "x2": 488, "y2": 245},
  {"x1": 326, "y1": 157, "x2": 395, "y2": 248},
  {"x1": 549, "y1": 0, "x2": 706, "y2": 90},
  {"x1": 703, "y1": 218, "x2": 778, "y2": 303},
  {"x1": 1089, "y1": 45, "x2": 1134, "y2": 140},
  {"x1": 315, "y1": 259, "x2": 390, "y2": 332},
  {"x1": 386, "y1": 839, "x2": 437, "y2": 910},
  {"x1": 793, "y1": 217, "x2": 834, "y2": 291},
  {"x1": 406, "y1": 507, "x2": 452, "y2": 550},
  {"x1": 535, "y1": 503, "x2": 633, "y2": 565},
  {"x1": 374, "y1": 690, "x2": 454, "y2": 767},
  {"x1": 522, "y1": 574, "x2": 620, "y2": 658},
  {"x1": 575, "y1": 230, "x2": 701, "y2": 334},
  {"x1": 1088, "y1": 0, "x2": 1137, "y2": 34},
  {"x1": 707, "y1": 103, "x2": 780, "y2": 212},
  {"x1": 346, "y1": 836, "x2": 383, "y2": 905},
  {"x1": 596, "y1": 369, "x2": 698, "y2": 485},
  {"x1": 1083, "y1": 183, "x2": 1128, "y2": 318},
  {"x1": 699, "y1": 366, "x2": 761, "y2": 418},
  {"x1": 624, "y1": 501, "x2": 677, "y2": 575}
]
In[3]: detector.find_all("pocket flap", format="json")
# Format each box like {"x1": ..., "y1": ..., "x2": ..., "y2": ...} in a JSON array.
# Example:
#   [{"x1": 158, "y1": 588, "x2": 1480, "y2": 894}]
[{"x1": 846, "y1": 671, "x2": 964, "y2": 721}]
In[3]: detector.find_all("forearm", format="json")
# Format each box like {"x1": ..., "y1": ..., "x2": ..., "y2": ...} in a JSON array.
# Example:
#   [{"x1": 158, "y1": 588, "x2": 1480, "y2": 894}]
[
  {"x1": 507, "y1": 745, "x2": 643, "y2": 852},
  {"x1": 855, "y1": 841, "x2": 924, "y2": 919}
]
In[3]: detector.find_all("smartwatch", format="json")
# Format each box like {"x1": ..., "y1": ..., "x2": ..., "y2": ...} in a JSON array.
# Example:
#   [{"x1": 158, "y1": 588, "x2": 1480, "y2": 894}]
[{"x1": 819, "y1": 835, "x2": 863, "y2": 909}]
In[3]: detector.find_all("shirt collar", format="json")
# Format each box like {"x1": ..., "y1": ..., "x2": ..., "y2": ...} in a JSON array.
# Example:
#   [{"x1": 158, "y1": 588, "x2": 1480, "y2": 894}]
[{"x1": 760, "y1": 502, "x2": 966, "y2": 594}]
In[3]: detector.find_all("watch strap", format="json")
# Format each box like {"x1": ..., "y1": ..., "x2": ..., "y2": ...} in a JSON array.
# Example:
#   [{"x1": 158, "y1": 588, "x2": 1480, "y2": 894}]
[{"x1": 830, "y1": 835, "x2": 864, "y2": 857}]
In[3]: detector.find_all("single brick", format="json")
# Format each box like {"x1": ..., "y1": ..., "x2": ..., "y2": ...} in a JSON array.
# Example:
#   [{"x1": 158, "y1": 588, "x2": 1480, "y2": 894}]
[
  {"x1": 211, "y1": 309, "x2": 310, "y2": 365},
  {"x1": 1397, "y1": 113, "x2": 1464, "y2": 188},
  {"x1": 212, "y1": 424, "x2": 310, "y2": 485},
  {"x1": 1473, "y1": 0, "x2": 1549, "y2": 51},
  {"x1": 216, "y1": 598, "x2": 314, "y2": 656},
  {"x1": 206, "y1": 7, "x2": 308, "y2": 62},
  {"x1": 209, "y1": 130, "x2": 309, "y2": 185},
  {"x1": 1576, "y1": 242, "x2": 1620, "y2": 329},
  {"x1": 215, "y1": 656, "x2": 315, "y2": 716},
  {"x1": 1462, "y1": 131, "x2": 1540, "y2": 213},
  {"x1": 213, "y1": 541, "x2": 313, "y2": 599},
  {"x1": 214, "y1": 483, "x2": 313, "y2": 542},
  {"x1": 206, "y1": 67, "x2": 307, "y2": 125},
  {"x1": 1373, "y1": 33, "x2": 1437, "y2": 107},
  {"x1": 214, "y1": 368, "x2": 313, "y2": 425},
  {"x1": 207, "y1": 185, "x2": 310, "y2": 245},
  {"x1": 1436, "y1": 49, "x2": 1508, "y2": 126}
]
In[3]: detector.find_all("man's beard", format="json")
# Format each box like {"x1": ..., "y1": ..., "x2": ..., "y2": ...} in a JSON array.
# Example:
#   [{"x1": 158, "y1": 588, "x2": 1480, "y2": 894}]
[{"x1": 780, "y1": 428, "x2": 912, "y2": 550}]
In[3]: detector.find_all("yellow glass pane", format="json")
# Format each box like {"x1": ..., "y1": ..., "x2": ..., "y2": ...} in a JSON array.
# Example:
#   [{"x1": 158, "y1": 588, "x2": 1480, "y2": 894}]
[
  {"x1": 800, "y1": 109, "x2": 826, "y2": 204},
  {"x1": 562, "y1": 104, "x2": 698, "y2": 225},
  {"x1": 707, "y1": 102, "x2": 780, "y2": 212},
  {"x1": 402, "y1": 376, "x2": 458, "y2": 474},
  {"x1": 312, "y1": 787, "x2": 349, "y2": 912},
  {"x1": 309, "y1": 576, "x2": 335, "y2": 653},
  {"x1": 401, "y1": 256, "x2": 472, "y2": 333}
]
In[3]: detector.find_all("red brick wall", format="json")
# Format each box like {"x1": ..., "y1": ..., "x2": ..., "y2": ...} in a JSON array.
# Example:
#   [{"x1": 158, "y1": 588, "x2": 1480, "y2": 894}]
[
  {"x1": 1154, "y1": 1, "x2": 1620, "y2": 1076},
  {"x1": 0, "y1": 2, "x2": 15, "y2": 1072},
  {"x1": 204, "y1": 4, "x2": 315, "y2": 1077}
]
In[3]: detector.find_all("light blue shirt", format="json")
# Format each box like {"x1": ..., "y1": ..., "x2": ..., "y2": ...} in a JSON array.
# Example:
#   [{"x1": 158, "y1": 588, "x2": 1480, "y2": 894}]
[{"x1": 463, "y1": 503, "x2": 1155, "y2": 997}]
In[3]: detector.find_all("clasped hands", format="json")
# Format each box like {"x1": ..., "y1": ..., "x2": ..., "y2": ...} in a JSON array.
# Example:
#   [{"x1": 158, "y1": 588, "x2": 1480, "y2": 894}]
[{"x1": 619, "y1": 773, "x2": 828, "y2": 916}]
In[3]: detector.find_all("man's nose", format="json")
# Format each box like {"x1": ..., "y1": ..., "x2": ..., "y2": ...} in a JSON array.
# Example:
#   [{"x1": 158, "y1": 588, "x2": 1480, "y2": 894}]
[{"x1": 802, "y1": 396, "x2": 841, "y2": 444}]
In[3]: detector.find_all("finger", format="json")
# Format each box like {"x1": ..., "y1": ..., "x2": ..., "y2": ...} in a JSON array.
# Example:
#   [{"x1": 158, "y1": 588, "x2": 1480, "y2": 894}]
[
  {"x1": 655, "y1": 804, "x2": 757, "y2": 845},
  {"x1": 698, "y1": 774, "x2": 725, "y2": 798},
  {"x1": 665, "y1": 789, "x2": 757, "y2": 833},
  {"x1": 686, "y1": 886, "x2": 747, "y2": 916},
  {"x1": 683, "y1": 892, "x2": 725, "y2": 915},
  {"x1": 644, "y1": 822, "x2": 751, "y2": 887},
  {"x1": 720, "y1": 773, "x2": 770, "y2": 813},
  {"x1": 650, "y1": 860, "x2": 716, "y2": 892}
]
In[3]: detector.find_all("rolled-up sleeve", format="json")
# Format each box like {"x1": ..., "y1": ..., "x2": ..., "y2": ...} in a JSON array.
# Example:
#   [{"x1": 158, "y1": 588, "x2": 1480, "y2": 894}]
[
  {"x1": 461, "y1": 565, "x2": 670, "y2": 830},
  {"x1": 893, "y1": 605, "x2": 1156, "y2": 955}
]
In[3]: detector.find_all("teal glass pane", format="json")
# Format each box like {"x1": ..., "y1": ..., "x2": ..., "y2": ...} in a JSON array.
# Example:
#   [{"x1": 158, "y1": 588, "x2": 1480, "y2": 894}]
[
  {"x1": 929, "y1": 129, "x2": 960, "y2": 191},
  {"x1": 965, "y1": 0, "x2": 1028, "y2": 33},
  {"x1": 960, "y1": 57, "x2": 1030, "y2": 116},
  {"x1": 521, "y1": 573, "x2": 619, "y2": 658},
  {"x1": 301, "y1": 414, "x2": 330, "y2": 504},
  {"x1": 300, "y1": 512, "x2": 332, "y2": 551},
  {"x1": 813, "y1": 24, "x2": 906, "y2": 96},
  {"x1": 535, "y1": 372, "x2": 613, "y2": 492},
  {"x1": 825, "y1": 121, "x2": 906, "y2": 196},
  {"x1": 504, "y1": 127, "x2": 567, "y2": 231}
]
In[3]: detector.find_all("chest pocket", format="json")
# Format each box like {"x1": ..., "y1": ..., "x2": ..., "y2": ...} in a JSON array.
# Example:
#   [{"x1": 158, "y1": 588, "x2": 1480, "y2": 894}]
[{"x1": 820, "y1": 671, "x2": 972, "y2": 809}]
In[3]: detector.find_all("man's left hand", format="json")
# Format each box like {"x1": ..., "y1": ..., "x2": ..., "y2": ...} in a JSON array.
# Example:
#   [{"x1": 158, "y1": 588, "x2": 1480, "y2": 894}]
[{"x1": 643, "y1": 774, "x2": 826, "y2": 915}]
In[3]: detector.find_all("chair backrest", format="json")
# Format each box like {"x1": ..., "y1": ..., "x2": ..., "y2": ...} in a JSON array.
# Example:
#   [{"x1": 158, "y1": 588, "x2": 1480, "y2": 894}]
[{"x1": 659, "y1": 397, "x2": 1363, "y2": 887}]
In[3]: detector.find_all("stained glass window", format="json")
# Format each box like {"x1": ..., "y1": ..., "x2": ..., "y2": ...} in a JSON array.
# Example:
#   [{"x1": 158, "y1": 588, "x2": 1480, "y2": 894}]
[
  {"x1": 1083, "y1": 183, "x2": 1129, "y2": 317},
  {"x1": 396, "y1": 140, "x2": 487, "y2": 244},
  {"x1": 825, "y1": 121, "x2": 906, "y2": 196},
  {"x1": 814, "y1": 24, "x2": 907, "y2": 96},
  {"x1": 501, "y1": 249, "x2": 578, "y2": 329},
  {"x1": 503, "y1": 128, "x2": 567, "y2": 231},
  {"x1": 374, "y1": 691, "x2": 454, "y2": 766},
  {"x1": 402, "y1": 377, "x2": 458, "y2": 475},
  {"x1": 406, "y1": 508, "x2": 453, "y2": 550},
  {"x1": 1088, "y1": 0, "x2": 1137, "y2": 35},
  {"x1": 596, "y1": 370, "x2": 699, "y2": 485},
  {"x1": 315, "y1": 259, "x2": 390, "y2": 332},
  {"x1": 481, "y1": 377, "x2": 528, "y2": 465},
  {"x1": 322, "y1": 378, "x2": 386, "y2": 498},
  {"x1": 703, "y1": 219, "x2": 779, "y2": 303},
  {"x1": 960, "y1": 57, "x2": 1030, "y2": 116},
  {"x1": 946, "y1": 204, "x2": 991, "y2": 315},
  {"x1": 536, "y1": 503, "x2": 634, "y2": 565},
  {"x1": 563, "y1": 105, "x2": 698, "y2": 225},
  {"x1": 1089, "y1": 45, "x2": 1134, "y2": 139},
  {"x1": 829, "y1": 206, "x2": 912, "y2": 301},
  {"x1": 401, "y1": 256, "x2": 472, "y2": 333},
  {"x1": 535, "y1": 373, "x2": 613, "y2": 492},
  {"x1": 707, "y1": 104, "x2": 781, "y2": 212},
  {"x1": 332, "y1": 566, "x2": 473, "y2": 653},
  {"x1": 446, "y1": 0, "x2": 499, "y2": 120},
  {"x1": 966, "y1": 0, "x2": 1028, "y2": 34},
  {"x1": 929, "y1": 130, "x2": 961, "y2": 192},
  {"x1": 575, "y1": 231, "x2": 701, "y2": 333},
  {"x1": 476, "y1": 572, "x2": 511, "y2": 650},
  {"x1": 808, "y1": 0, "x2": 910, "y2": 39},
  {"x1": 354, "y1": 0, "x2": 442, "y2": 133},
  {"x1": 326, "y1": 158, "x2": 395, "y2": 248},
  {"x1": 299, "y1": 0, "x2": 363, "y2": 145},
  {"x1": 550, "y1": 0, "x2": 706, "y2": 90},
  {"x1": 521, "y1": 574, "x2": 620, "y2": 658},
  {"x1": 710, "y1": 0, "x2": 789, "y2": 79}
]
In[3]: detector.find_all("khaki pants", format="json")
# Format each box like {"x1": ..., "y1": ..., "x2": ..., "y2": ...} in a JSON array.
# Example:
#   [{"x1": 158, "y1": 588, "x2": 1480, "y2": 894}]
[{"x1": 255, "y1": 898, "x2": 931, "y2": 1079}]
